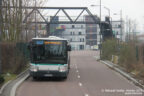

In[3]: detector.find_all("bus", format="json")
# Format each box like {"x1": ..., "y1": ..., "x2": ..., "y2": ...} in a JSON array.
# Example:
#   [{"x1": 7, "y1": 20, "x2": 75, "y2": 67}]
[{"x1": 28, "y1": 36, "x2": 71, "y2": 79}]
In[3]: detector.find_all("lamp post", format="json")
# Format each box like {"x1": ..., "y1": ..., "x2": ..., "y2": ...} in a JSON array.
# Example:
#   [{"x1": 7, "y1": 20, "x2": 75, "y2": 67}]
[
  {"x1": 34, "y1": 0, "x2": 37, "y2": 37},
  {"x1": 103, "y1": 6, "x2": 110, "y2": 18},
  {"x1": 103, "y1": 6, "x2": 113, "y2": 27},
  {"x1": 91, "y1": 0, "x2": 102, "y2": 59},
  {"x1": 91, "y1": 3, "x2": 113, "y2": 59},
  {"x1": 91, "y1": 5, "x2": 111, "y2": 18},
  {"x1": 0, "y1": 0, "x2": 2, "y2": 74}
]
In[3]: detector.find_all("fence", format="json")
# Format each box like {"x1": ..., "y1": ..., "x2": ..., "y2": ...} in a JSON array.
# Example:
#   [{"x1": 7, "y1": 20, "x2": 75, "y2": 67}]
[{"x1": 1, "y1": 42, "x2": 29, "y2": 74}]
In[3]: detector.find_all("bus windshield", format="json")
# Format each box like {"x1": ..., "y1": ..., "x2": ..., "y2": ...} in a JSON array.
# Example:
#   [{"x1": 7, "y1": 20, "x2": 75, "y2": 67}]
[{"x1": 30, "y1": 40, "x2": 67, "y2": 64}]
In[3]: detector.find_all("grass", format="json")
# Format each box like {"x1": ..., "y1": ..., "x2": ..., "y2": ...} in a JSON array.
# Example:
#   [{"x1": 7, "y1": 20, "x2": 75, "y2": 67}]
[
  {"x1": 0, "y1": 73, "x2": 16, "y2": 88},
  {"x1": 3, "y1": 73, "x2": 17, "y2": 83},
  {"x1": 0, "y1": 66, "x2": 28, "y2": 88}
]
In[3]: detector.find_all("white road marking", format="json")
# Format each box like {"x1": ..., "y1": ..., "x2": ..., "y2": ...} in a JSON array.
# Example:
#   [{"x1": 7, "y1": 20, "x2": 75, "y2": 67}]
[
  {"x1": 76, "y1": 70, "x2": 79, "y2": 73},
  {"x1": 79, "y1": 82, "x2": 82, "y2": 86},
  {"x1": 84, "y1": 94, "x2": 89, "y2": 96},
  {"x1": 75, "y1": 65, "x2": 78, "y2": 69},
  {"x1": 77, "y1": 75, "x2": 80, "y2": 79},
  {"x1": 113, "y1": 68, "x2": 143, "y2": 90}
]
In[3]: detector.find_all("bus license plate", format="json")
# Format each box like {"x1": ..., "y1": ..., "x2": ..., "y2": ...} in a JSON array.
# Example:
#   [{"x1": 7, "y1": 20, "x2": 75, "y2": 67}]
[{"x1": 44, "y1": 74, "x2": 53, "y2": 77}]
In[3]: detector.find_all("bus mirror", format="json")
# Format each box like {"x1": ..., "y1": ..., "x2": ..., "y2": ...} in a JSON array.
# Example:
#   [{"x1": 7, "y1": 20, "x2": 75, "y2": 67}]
[{"x1": 68, "y1": 45, "x2": 71, "y2": 51}]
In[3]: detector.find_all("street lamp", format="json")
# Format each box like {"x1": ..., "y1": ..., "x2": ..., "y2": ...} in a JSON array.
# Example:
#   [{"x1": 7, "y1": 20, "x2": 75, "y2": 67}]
[
  {"x1": 114, "y1": 10, "x2": 123, "y2": 41},
  {"x1": 103, "y1": 6, "x2": 110, "y2": 18},
  {"x1": 91, "y1": 5, "x2": 112, "y2": 32},
  {"x1": 0, "y1": 0, "x2": 2, "y2": 74},
  {"x1": 103, "y1": 6, "x2": 113, "y2": 26},
  {"x1": 91, "y1": 0, "x2": 102, "y2": 59},
  {"x1": 91, "y1": 3, "x2": 113, "y2": 59},
  {"x1": 91, "y1": 5, "x2": 111, "y2": 18},
  {"x1": 34, "y1": 0, "x2": 37, "y2": 37}
]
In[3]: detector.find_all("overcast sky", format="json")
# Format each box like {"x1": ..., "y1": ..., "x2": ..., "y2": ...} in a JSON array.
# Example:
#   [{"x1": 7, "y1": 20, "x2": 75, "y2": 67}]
[{"x1": 46, "y1": 0, "x2": 144, "y2": 33}]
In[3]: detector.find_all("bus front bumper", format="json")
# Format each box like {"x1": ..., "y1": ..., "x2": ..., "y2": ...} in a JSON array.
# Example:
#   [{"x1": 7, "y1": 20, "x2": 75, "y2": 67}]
[{"x1": 30, "y1": 70, "x2": 68, "y2": 77}]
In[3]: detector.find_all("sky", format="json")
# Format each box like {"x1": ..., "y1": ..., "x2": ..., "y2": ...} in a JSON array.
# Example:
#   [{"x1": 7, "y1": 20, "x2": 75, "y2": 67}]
[{"x1": 46, "y1": 0, "x2": 144, "y2": 33}]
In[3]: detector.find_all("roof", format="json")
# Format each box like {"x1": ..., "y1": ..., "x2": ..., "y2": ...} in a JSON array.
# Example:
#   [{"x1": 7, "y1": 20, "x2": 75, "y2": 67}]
[{"x1": 32, "y1": 36, "x2": 68, "y2": 41}]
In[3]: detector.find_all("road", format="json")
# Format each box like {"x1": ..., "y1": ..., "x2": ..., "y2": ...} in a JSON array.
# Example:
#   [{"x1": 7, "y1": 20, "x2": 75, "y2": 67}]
[{"x1": 16, "y1": 51, "x2": 143, "y2": 96}]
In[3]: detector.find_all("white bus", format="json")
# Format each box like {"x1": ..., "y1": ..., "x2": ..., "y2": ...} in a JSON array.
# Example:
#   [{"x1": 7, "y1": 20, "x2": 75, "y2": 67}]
[{"x1": 28, "y1": 36, "x2": 71, "y2": 79}]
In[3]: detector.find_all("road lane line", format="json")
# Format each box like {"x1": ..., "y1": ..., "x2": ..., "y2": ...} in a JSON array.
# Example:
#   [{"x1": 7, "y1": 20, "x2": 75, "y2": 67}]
[
  {"x1": 79, "y1": 82, "x2": 82, "y2": 87},
  {"x1": 84, "y1": 94, "x2": 89, "y2": 96},
  {"x1": 77, "y1": 75, "x2": 80, "y2": 79},
  {"x1": 75, "y1": 65, "x2": 78, "y2": 69},
  {"x1": 76, "y1": 70, "x2": 79, "y2": 73}
]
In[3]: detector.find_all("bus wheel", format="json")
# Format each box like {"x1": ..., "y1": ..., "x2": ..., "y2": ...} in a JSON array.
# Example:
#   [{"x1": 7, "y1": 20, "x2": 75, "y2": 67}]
[
  {"x1": 63, "y1": 76, "x2": 67, "y2": 80},
  {"x1": 33, "y1": 76, "x2": 38, "y2": 80}
]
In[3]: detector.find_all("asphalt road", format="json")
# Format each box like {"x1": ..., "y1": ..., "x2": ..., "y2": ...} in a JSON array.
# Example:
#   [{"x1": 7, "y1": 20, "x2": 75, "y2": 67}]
[{"x1": 16, "y1": 50, "x2": 143, "y2": 96}]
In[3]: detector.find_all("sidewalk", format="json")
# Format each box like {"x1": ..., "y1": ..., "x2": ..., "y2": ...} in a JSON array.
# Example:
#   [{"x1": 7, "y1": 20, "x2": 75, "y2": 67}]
[{"x1": 101, "y1": 60, "x2": 144, "y2": 89}]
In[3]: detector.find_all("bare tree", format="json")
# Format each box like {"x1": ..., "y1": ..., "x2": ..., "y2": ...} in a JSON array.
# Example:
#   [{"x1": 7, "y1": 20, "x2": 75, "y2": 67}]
[{"x1": 0, "y1": 0, "x2": 48, "y2": 42}]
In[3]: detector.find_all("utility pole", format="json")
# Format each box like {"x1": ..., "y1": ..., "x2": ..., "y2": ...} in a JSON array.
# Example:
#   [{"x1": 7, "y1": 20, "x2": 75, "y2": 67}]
[
  {"x1": 90, "y1": 0, "x2": 102, "y2": 59},
  {"x1": 99, "y1": 0, "x2": 102, "y2": 59},
  {"x1": 126, "y1": 16, "x2": 129, "y2": 42},
  {"x1": 34, "y1": 0, "x2": 37, "y2": 37},
  {"x1": 128, "y1": 19, "x2": 131, "y2": 41},
  {"x1": 120, "y1": 10, "x2": 122, "y2": 41},
  {"x1": 0, "y1": 0, "x2": 2, "y2": 74}
]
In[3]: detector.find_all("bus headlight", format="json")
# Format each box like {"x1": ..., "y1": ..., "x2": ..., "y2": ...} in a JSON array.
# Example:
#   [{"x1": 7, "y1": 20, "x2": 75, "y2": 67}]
[
  {"x1": 59, "y1": 66, "x2": 67, "y2": 72},
  {"x1": 30, "y1": 65, "x2": 38, "y2": 72}
]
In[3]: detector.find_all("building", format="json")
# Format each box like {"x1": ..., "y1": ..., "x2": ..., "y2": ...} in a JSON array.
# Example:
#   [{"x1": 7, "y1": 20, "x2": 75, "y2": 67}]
[
  {"x1": 61, "y1": 24, "x2": 86, "y2": 50},
  {"x1": 85, "y1": 15, "x2": 100, "y2": 50},
  {"x1": 44, "y1": 23, "x2": 86, "y2": 50},
  {"x1": 45, "y1": 15, "x2": 101, "y2": 50}
]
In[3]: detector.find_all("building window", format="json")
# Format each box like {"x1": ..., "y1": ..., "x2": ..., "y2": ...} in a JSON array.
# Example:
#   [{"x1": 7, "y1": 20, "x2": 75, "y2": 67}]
[
  {"x1": 80, "y1": 38, "x2": 84, "y2": 42},
  {"x1": 78, "y1": 32, "x2": 82, "y2": 35},
  {"x1": 118, "y1": 24, "x2": 121, "y2": 28},
  {"x1": 73, "y1": 32, "x2": 75, "y2": 35},
  {"x1": 81, "y1": 25, "x2": 83, "y2": 28},
  {"x1": 79, "y1": 45, "x2": 84, "y2": 50},
  {"x1": 70, "y1": 32, "x2": 72, "y2": 35},
  {"x1": 116, "y1": 32, "x2": 119, "y2": 35},
  {"x1": 83, "y1": 38, "x2": 84, "y2": 42},
  {"x1": 72, "y1": 25, "x2": 75, "y2": 28},
  {"x1": 70, "y1": 38, "x2": 72, "y2": 42}
]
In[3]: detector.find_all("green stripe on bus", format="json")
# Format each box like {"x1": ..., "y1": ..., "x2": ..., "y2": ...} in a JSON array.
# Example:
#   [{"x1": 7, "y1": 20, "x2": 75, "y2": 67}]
[{"x1": 31, "y1": 63, "x2": 66, "y2": 66}]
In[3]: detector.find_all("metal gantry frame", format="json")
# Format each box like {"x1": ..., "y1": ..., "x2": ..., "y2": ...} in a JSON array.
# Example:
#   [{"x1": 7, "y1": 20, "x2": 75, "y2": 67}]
[
  {"x1": 1, "y1": 6, "x2": 100, "y2": 24},
  {"x1": 21, "y1": 6, "x2": 100, "y2": 24},
  {"x1": 1, "y1": 6, "x2": 101, "y2": 36}
]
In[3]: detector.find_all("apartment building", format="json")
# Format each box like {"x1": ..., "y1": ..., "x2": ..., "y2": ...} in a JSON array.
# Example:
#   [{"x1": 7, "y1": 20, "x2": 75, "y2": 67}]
[
  {"x1": 85, "y1": 15, "x2": 100, "y2": 49},
  {"x1": 61, "y1": 24, "x2": 86, "y2": 50}
]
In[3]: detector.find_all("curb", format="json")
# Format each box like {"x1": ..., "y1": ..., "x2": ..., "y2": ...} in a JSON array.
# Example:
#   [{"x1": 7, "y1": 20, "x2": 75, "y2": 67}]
[
  {"x1": 16, "y1": 69, "x2": 29, "y2": 79},
  {"x1": 10, "y1": 74, "x2": 29, "y2": 96},
  {"x1": 100, "y1": 60, "x2": 144, "y2": 89},
  {"x1": 0, "y1": 80, "x2": 12, "y2": 94},
  {"x1": 0, "y1": 69, "x2": 29, "y2": 96}
]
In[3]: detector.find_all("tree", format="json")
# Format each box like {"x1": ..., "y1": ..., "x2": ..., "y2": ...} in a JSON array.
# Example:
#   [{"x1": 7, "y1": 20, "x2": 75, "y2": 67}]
[{"x1": 0, "y1": 0, "x2": 48, "y2": 42}]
